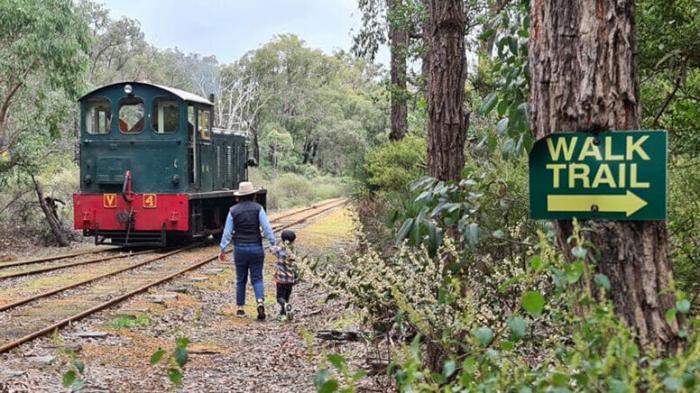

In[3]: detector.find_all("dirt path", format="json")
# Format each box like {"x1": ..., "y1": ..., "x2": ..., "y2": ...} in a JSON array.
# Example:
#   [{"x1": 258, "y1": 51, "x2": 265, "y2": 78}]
[{"x1": 0, "y1": 207, "x2": 364, "y2": 393}]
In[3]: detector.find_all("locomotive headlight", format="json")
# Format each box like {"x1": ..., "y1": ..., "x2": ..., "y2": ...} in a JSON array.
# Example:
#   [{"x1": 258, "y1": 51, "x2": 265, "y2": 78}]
[{"x1": 124, "y1": 84, "x2": 133, "y2": 95}]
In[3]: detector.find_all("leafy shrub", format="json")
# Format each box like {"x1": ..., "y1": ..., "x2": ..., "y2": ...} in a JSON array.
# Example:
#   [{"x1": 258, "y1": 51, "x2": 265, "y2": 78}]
[
  {"x1": 61, "y1": 350, "x2": 86, "y2": 392},
  {"x1": 390, "y1": 153, "x2": 537, "y2": 258},
  {"x1": 311, "y1": 226, "x2": 700, "y2": 392},
  {"x1": 363, "y1": 136, "x2": 426, "y2": 193},
  {"x1": 150, "y1": 336, "x2": 190, "y2": 387},
  {"x1": 300, "y1": 163, "x2": 321, "y2": 179},
  {"x1": 250, "y1": 168, "x2": 351, "y2": 210},
  {"x1": 310, "y1": 150, "x2": 700, "y2": 391},
  {"x1": 668, "y1": 156, "x2": 700, "y2": 295}
]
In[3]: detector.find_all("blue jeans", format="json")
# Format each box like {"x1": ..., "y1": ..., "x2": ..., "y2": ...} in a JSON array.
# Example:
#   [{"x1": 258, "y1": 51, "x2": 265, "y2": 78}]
[{"x1": 233, "y1": 243, "x2": 265, "y2": 306}]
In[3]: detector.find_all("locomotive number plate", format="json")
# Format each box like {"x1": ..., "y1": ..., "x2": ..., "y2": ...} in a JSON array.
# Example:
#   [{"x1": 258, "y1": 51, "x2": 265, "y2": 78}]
[
  {"x1": 103, "y1": 193, "x2": 117, "y2": 208},
  {"x1": 143, "y1": 194, "x2": 157, "y2": 208}
]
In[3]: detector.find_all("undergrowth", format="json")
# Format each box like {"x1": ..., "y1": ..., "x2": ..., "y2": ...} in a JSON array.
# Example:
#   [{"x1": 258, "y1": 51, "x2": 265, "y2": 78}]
[
  {"x1": 306, "y1": 146, "x2": 700, "y2": 391},
  {"x1": 309, "y1": 224, "x2": 700, "y2": 392},
  {"x1": 249, "y1": 168, "x2": 351, "y2": 210}
]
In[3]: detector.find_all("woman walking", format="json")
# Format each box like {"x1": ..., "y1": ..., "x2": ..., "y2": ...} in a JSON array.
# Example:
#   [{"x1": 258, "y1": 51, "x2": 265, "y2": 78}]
[{"x1": 218, "y1": 181, "x2": 276, "y2": 320}]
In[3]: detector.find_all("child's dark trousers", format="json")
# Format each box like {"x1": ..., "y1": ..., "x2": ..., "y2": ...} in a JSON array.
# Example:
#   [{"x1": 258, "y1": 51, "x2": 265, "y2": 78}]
[{"x1": 276, "y1": 283, "x2": 293, "y2": 311}]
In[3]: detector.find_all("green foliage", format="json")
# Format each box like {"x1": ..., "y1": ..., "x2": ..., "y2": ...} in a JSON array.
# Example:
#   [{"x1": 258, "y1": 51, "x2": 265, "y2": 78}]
[
  {"x1": 260, "y1": 123, "x2": 296, "y2": 172},
  {"x1": 0, "y1": 0, "x2": 88, "y2": 244},
  {"x1": 0, "y1": 0, "x2": 89, "y2": 98},
  {"x1": 363, "y1": 135, "x2": 426, "y2": 192},
  {"x1": 106, "y1": 314, "x2": 151, "y2": 329},
  {"x1": 0, "y1": 0, "x2": 89, "y2": 155},
  {"x1": 637, "y1": 0, "x2": 700, "y2": 155},
  {"x1": 150, "y1": 336, "x2": 190, "y2": 387},
  {"x1": 315, "y1": 353, "x2": 367, "y2": 393},
  {"x1": 474, "y1": 0, "x2": 531, "y2": 157},
  {"x1": 389, "y1": 150, "x2": 536, "y2": 259},
  {"x1": 668, "y1": 156, "x2": 700, "y2": 295},
  {"x1": 239, "y1": 35, "x2": 387, "y2": 175},
  {"x1": 61, "y1": 350, "x2": 86, "y2": 392},
  {"x1": 311, "y1": 222, "x2": 700, "y2": 392}
]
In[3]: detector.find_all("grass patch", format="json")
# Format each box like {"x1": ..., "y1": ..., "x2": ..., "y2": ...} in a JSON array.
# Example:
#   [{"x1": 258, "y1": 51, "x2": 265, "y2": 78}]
[{"x1": 106, "y1": 314, "x2": 151, "y2": 329}]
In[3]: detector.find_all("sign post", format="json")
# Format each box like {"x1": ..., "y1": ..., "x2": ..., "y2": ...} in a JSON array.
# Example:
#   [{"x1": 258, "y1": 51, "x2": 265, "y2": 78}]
[{"x1": 529, "y1": 130, "x2": 667, "y2": 220}]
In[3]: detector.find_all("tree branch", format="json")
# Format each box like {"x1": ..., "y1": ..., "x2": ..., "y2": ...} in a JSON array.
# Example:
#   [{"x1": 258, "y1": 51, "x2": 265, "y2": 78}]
[{"x1": 652, "y1": 62, "x2": 686, "y2": 127}]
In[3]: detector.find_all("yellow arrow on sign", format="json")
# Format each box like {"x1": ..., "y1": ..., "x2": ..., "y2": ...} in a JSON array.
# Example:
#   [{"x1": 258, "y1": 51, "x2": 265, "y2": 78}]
[{"x1": 547, "y1": 190, "x2": 648, "y2": 217}]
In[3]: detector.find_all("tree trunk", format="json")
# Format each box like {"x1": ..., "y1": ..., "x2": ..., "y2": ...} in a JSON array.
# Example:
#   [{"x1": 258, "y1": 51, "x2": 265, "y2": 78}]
[
  {"x1": 420, "y1": 0, "x2": 431, "y2": 98},
  {"x1": 387, "y1": 0, "x2": 409, "y2": 141},
  {"x1": 32, "y1": 176, "x2": 70, "y2": 247},
  {"x1": 250, "y1": 118, "x2": 260, "y2": 163},
  {"x1": 426, "y1": 0, "x2": 469, "y2": 181},
  {"x1": 529, "y1": 0, "x2": 682, "y2": 355}
]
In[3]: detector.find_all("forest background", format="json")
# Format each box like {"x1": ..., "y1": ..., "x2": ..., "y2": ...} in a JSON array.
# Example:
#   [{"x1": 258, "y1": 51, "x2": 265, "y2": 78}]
[{"x1": 1, "y1": 0, "x2": 700, "y2": 390}]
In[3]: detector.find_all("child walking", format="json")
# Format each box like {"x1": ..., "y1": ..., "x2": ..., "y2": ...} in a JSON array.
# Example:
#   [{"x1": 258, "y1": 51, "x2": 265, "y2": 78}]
[{"x1": 272, "y1": 230, "x2": 298, "y2": 321}]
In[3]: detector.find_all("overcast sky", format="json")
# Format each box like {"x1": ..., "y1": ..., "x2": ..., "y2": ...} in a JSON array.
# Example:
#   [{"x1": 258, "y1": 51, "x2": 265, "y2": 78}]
[{"x1": 100, "y1": 0, "x2": 388, "y2": 65}]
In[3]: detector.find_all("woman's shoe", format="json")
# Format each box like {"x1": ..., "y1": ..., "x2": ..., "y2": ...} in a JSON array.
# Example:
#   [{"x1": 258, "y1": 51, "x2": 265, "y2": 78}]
[
  {"x1": 236, "y1": 309, "x2": 246, "y2": 318},
  {"x1": 257, "y1": 301, "x2": 266, "y2": 321}
]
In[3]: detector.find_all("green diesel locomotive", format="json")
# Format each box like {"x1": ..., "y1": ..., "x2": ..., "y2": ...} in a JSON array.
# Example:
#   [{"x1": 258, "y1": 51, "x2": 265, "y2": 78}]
[{"x1": 73, "y1": 81, "x2": 264, "y2": 246}]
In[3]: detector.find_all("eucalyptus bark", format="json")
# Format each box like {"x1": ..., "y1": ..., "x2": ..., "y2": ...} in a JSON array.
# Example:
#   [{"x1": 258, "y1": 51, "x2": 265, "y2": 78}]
[
  {"x1": 388, "y1": 0, "x2": 408, "y2": 141},
  {"x1": 529, "y1": 0, "x2": 682, "y2": 355},
  {"x1": 426, "y1": 0, "x2": 469, "y2": 181}
]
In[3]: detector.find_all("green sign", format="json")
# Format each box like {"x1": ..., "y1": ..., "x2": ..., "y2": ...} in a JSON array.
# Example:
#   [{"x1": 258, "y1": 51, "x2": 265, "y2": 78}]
[{"x1": 529, "y1": 130, "x2": 667, "y2": 220}]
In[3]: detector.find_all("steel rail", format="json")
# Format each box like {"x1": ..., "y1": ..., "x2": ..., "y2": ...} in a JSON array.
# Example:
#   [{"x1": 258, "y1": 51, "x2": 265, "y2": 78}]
[
  {"x1": 268, "y1": 197, "x2": 343, "y2": 223},
  {"x1": 0, "y1": 249, "x2": 155, "y2": 279},
  {"x1": 0, "y1": 247, "x2": 192, "y2": 313},
  {"x1": 271, "y1": 198, "x2": 348, "y2": 231},
  {"x1": 0, "y1": 199, "x2": 348, "y2": 353},
  {"x1": 0, "y1": 248, "x2": 209, "y2": 354},
  {"x1": 0, "y1": 248, "x2": 118, "y2": 269}
]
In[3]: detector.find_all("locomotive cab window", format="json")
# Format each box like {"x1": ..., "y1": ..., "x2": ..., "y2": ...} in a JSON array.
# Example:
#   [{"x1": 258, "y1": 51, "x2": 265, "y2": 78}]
[
  {"x1": 152, "y1": 98, "x2": 179, "y2": 133},
  {"x1": 85, "y1": 97, "x2": 111, "y2": 135},
  {"x1": 198, "y1": 109, "x2": 211, "y2": 141},
  {"x1": 118, "y1": 97, "x2": 145, "y2": 133},
  {"x1": 187, "y1": 105, "x2": 195, "y2": 142}
]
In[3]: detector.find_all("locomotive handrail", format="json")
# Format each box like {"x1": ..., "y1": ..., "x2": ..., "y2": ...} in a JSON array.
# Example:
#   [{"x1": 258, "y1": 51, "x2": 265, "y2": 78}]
[{"x1": 121, "y1": 170, "x2": 134, "y2": 202}]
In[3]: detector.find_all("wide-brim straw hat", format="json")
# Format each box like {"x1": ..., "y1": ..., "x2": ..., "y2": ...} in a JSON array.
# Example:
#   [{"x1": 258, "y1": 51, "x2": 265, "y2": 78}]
[{"x1": 234, "y1": 181, "x2": 257, "y2": 196}]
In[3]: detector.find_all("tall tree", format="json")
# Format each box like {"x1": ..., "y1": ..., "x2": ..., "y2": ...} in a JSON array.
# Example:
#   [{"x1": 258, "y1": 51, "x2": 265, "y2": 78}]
[
  {"x1": 529, "y1": 0, "x2": 681, "y2": 354},
  {"x1": 387, "y1": 0, "x2": 409, "y2": 140},
  {"x1": 0, "y1": 0, "x2": 88, "y2": 156},
  {"x1": 426, "y1": 0, "x2": 469, "y2": 181},
  {"x1": 354, "y1": 0, "x2": 410, "y2": 140},
  {"x1": 0, "y1": 0, "x2": 89, "y2": 246}
]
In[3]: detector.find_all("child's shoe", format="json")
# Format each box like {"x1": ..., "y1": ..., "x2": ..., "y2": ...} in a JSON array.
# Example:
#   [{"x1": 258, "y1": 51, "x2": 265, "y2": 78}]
[
  {"x1": 285, "y1": 303, "x2": 293, "y2": 321},
  {"x1": 277, "y1": 313, "x2": 288, "y2": 322},
  {"x1": 236, "y1": 308, "x2": 246, "y2": 318}
]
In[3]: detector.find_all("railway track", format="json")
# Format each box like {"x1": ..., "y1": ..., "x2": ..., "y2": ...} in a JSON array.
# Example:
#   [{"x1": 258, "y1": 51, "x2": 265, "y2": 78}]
[
  {"x1": 0, "y1": 198, "x2": 347, "y2": 353},
  {"x1": 0, "y1": 198, "x2": 345, "y2": 279}
]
